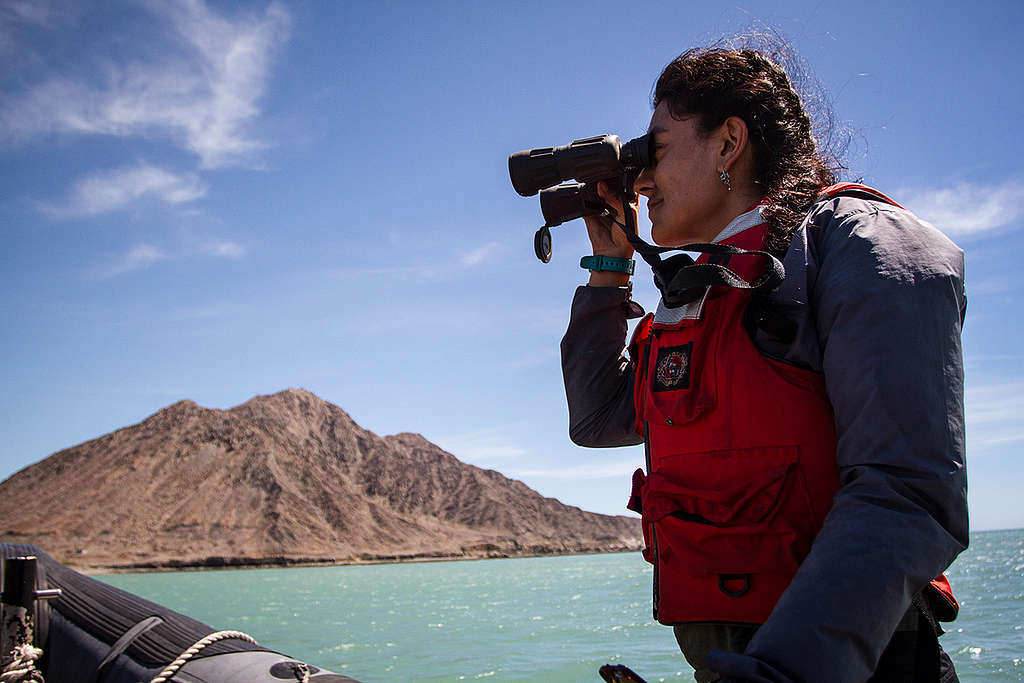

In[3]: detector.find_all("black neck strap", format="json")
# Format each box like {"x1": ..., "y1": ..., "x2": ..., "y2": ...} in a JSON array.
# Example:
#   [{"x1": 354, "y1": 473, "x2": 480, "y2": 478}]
[{"x1": 616, "y1": 182, "x2": 784, "y2": 308}]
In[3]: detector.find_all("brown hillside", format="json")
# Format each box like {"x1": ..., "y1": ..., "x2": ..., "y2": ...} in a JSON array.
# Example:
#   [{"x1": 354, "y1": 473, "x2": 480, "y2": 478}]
[{"x1": 0, "y1": 389, "x2": 640, "y2": 569}]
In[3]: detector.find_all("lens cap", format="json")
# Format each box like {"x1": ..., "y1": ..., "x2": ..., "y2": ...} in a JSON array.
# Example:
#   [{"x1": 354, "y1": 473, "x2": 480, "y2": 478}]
[{"x1": 534, "y1": 226, "x2": 552, "y2": 263}]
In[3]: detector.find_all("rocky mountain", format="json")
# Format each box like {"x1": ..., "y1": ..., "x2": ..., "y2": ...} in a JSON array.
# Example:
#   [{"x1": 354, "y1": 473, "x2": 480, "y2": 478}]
[{"x1": 0, "y1": 389, "x2": 641, "y2": 569}]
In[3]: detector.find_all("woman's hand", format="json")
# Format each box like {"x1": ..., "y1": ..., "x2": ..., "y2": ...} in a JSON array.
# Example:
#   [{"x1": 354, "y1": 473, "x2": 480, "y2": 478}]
[
  {"x1": 583, "y1": 181, "x2": 637, "y2": 258},
  {"x1": 582, "y1": 181, "x2": 638, "y2": 287}
]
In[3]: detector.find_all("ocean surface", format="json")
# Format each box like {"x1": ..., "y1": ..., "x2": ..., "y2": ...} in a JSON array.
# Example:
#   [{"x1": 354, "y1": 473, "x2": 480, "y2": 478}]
[{"x1": 101, "y1": 528, "x2": 1024, "y2": 682}]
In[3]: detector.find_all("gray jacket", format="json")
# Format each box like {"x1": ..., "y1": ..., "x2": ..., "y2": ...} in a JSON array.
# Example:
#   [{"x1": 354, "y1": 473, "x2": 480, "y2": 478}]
[{"x1": 560, "y1": 196, "x2": 968, "y2": 683}]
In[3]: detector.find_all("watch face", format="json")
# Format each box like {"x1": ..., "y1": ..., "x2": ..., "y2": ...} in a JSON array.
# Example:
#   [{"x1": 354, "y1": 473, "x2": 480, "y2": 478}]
[{"x1": 535, "y1": 226, "x2": 552, "y2": 263}]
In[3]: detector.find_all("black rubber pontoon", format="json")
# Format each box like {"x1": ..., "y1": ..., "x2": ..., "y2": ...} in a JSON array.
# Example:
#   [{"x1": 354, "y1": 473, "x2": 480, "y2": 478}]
[{"x1": 0, "y1": 544, "x2": 357, "y2": 683}]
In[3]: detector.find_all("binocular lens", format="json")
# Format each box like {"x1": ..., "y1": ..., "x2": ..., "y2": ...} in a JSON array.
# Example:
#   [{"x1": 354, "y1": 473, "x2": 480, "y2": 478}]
[{"x1": 509, "y1": 148, "x2": 563, "y2": 197}]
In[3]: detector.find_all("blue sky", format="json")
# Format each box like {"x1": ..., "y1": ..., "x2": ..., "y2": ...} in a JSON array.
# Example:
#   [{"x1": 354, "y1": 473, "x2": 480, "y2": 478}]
[{"x1": 1, "y1": 0, "x2": 1021, "y2": 532}]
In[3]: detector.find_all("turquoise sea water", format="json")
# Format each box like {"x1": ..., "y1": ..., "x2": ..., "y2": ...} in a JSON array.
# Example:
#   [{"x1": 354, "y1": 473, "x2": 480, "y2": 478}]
[{"x1": 101, "y1": 528, "x2": 1024, "y2": 682}]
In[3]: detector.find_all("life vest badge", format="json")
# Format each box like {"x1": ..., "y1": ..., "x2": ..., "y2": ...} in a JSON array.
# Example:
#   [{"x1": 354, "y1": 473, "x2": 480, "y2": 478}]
[{"x1": 653, "y1": 343, "x2": 692, "y2": 392}]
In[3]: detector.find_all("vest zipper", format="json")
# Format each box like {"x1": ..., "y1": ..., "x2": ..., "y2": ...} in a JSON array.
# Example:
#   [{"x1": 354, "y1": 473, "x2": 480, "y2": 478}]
[
  {"x1": 644, "y1": 420, "x2": 659, "y2": 621},
  {"x1": 642, "y1": 332, "x2": 659, "y2": 620}
]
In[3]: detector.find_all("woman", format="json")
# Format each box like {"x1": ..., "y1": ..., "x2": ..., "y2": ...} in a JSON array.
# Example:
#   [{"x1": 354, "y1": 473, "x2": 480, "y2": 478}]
[{"x1": 561, "y1": 45, "x2": 967, "y2": 683}]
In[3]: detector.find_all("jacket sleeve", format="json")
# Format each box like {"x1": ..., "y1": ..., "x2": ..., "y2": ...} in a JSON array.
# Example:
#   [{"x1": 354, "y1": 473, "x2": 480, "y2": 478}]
[
  {"x1": 560, "y1": 285, "x2": 644, "y2": 448},
  {"x1": 709, "y1": 199, "x2": 969, "y2": 683}
]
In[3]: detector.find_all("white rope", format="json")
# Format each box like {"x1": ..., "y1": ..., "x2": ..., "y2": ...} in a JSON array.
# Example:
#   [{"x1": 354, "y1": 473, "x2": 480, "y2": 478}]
[
  {"x1": 148, "y1": 630, "x2": 259, "y2": 683},
  {"x1": 0, "y1": 643, "x2": 45, "y2": 682}
]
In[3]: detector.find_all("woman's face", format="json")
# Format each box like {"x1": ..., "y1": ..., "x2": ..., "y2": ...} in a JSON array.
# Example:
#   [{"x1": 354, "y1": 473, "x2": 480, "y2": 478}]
[{"x1": 634, "y1": 102, "x2": 730, "y2": 247}]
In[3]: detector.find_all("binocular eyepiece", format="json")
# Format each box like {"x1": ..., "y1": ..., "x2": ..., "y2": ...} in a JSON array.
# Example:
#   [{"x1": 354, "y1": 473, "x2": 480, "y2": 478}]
[{"x1": 508, "y1": 133, "x2": 652, "y2": 261}]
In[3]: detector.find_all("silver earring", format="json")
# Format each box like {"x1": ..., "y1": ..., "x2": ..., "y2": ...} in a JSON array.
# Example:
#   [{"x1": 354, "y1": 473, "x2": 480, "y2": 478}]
[{"x1": 719, "y1": 171, "x2": 732, "y2": 191}]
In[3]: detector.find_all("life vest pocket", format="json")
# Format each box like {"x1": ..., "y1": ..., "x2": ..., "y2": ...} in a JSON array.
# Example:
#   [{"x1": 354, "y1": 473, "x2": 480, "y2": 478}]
[
  {"x1": 640, "y1": 446, "x2": 819, "y2": 624},
  {"x1": 642, "y1": 339, "x2": 717, "y2": 427}
]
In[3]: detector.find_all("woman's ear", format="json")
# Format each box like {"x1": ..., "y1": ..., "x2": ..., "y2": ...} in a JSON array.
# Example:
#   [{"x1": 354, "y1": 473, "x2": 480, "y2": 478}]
[{"x1": 716, "y1": 116, "x2": 750, "y2": 174}]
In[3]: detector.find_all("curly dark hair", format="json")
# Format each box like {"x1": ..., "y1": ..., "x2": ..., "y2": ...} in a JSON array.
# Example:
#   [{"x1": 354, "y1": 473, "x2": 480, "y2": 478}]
[{"x1": 653, "y1": 42, "x2": 843, "y2": 254}]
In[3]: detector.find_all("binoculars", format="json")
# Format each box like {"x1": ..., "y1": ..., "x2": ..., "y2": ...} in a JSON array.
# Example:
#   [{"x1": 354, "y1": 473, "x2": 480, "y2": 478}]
[{"x1": 508, "y1": 134, "x2": 653, "y2": 261}]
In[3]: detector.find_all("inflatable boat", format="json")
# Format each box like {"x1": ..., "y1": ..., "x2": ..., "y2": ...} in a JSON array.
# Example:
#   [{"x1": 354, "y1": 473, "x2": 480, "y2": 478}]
[{"x1": 0, "y1": 543, "x2": 357, "y2": 682}]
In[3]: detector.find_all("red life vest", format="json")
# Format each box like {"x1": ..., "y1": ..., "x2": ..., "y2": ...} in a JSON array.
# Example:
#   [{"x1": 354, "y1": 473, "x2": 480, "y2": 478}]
[{"x1": 626, "y1": 185, "x2": 958, "y2": 627}]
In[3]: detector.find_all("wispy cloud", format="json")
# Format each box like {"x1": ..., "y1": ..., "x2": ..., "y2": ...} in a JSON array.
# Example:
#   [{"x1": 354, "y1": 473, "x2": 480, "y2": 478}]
[
  {"x1": 0, "y1": 1, "x2": 68, "y2": 68},
  {"x1": 435, "y1": 428, "x2": 643, "y2": 481},
  {"x1": 1, "y1": 1, "x2": 289, "y2": 168},
  {"x1": 91, "y1": 234, "x2": 246, "y2": 280},
  {"x1": 0, "y1": 1, "x2": 51, "y2": 28},
  {"x1": 199, "y1": 239, "x2": 246, "y2": 259},
  {"x1": 508, "y1": 456, "x2": 644, "y2": 480},
  {"x1": 966, "y1": 381, "x2": 1024, "y2": 451},
  {"x1": 45, "y1": 163, "x2": 206, "y2": 217},
  {"x1": 901, "y1": 180, "x2": 1024, "y2": 237},
  {"x1": 964, "y1": 276, "x2": 1011, "y2": 297},
  {"x1": 461, "y1": 241, "x2": 500, "y2": 267},
  {"x1": 435, "y1": 426, "x2": 529, "y2": 464},
  {"x1": 96, "y1": 244, "x2": 166, "y2": 279}
]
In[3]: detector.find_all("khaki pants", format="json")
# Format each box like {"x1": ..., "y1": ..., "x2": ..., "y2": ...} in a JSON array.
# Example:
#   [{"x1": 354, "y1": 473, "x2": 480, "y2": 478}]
[{"x1": 673, "y1": 623, "x2": 758, "y2": 683}]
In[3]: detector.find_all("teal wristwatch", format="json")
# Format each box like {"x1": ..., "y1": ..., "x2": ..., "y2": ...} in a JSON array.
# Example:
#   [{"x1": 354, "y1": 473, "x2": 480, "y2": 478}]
[{"x1": 580, "y1": 255, "x2": 635, "y2": 275}]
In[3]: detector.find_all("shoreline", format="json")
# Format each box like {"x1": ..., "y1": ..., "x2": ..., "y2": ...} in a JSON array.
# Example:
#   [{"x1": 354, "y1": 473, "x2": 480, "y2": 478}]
[{"x1": 77, "y1": 545, "x2": 643, "y2": 576}]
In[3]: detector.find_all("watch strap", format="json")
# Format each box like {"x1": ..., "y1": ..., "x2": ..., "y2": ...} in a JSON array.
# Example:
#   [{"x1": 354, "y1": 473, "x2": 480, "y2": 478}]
[{"x1": 580, "y1": 255, "x2": 635, "y2": 275}]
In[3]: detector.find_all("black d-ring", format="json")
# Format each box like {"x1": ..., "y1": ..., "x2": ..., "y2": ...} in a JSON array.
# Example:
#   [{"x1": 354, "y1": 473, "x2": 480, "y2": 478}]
[{"x1": 718, "y1": 573, "x2": 751, "y2": 597}]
